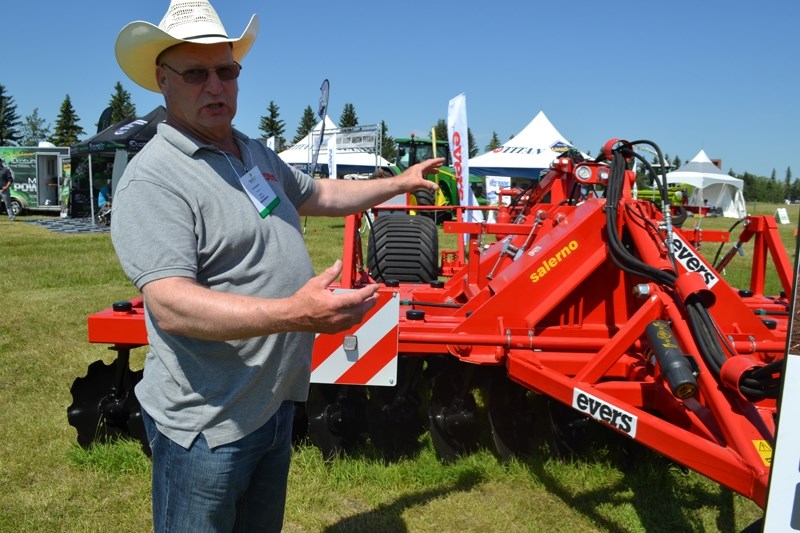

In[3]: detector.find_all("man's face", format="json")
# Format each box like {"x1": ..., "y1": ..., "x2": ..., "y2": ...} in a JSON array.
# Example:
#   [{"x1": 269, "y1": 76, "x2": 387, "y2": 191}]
[{"x1": 156, "y1": 42, "x2": 239, "y2": 142}]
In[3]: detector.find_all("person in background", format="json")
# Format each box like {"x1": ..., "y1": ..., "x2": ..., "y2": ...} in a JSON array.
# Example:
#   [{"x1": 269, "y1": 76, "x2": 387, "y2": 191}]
[
  {"x1": 60, "y1": 177, "x2": 71, "y2": 218},
  {"x1": 111, "y1": 1, "x2": 442, "y2": 531},
  {"x1": 0, "y1": 158, "x2": 15, "y2": 221},
  {"x1": 98, "y1": 181, "x2": 112, "y2": 209}
]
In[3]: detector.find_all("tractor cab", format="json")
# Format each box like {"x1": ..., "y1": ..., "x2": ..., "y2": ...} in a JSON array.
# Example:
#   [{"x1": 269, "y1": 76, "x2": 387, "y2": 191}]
[{"x1": 394, "y1": 135, "x2": 451, "y2": 171}]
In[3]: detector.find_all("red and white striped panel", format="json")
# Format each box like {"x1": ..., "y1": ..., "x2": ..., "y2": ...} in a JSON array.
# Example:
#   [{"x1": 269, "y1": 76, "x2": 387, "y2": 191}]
[{"x1": 311, "y1": 289, "x2": 400, "y2": 386}]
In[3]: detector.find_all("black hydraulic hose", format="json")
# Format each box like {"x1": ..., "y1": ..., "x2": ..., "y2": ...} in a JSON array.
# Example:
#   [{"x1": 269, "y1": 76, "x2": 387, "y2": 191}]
[
  {"x1": 605, "y1": 151, "x2": 675, "y2": 287},
  {"x1": 712, "y1": 218, "x2": 747, "y2": 270},
  {"x1": 604, "y1": 142, "x2": 780, "y2": 401}
]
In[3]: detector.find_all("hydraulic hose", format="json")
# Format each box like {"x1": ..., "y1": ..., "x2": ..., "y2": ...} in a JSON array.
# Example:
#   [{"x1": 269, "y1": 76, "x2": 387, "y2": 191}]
[{"x1": 604, "y1": 142, "x2": 779, "y2": 401}]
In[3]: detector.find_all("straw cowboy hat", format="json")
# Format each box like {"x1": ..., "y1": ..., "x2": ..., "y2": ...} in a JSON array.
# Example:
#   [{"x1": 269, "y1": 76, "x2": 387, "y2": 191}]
[{"x1": 115, "y1": 0, "x2": 259, "y2": 93}]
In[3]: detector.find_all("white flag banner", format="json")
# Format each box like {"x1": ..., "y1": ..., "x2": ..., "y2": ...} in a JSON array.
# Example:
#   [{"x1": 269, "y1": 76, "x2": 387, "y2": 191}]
[
  {"x1": 266, "y1": 136, "x2": 276, "y2": 151},
  {"x1": 327, "y1": 133, "x2": 337, "y2": 179},
  {"x1": 447, "y1": 93, "x2": 483, "y2": 222}
]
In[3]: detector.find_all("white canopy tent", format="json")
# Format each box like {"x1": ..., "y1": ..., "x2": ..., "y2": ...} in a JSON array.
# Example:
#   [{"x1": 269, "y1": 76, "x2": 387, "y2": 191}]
[
  {"x1": 278, "y1": 116, "x2": 391, "y2": 176},
  {"x1": 666, "y1": 150, "x2": 746, "y2": 218},
  {"x1": 469, "y1": 111, "x2": 578, "y2": 179}
]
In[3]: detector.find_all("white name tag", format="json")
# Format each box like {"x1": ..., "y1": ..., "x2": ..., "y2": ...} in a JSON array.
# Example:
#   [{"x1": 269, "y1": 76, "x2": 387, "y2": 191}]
[{"x1": 240, "y1": 166, "x2": 280, "y2": 218}]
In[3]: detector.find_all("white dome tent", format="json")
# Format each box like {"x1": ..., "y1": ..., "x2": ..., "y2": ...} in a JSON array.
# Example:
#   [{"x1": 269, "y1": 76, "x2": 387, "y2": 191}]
[
  {"x1": 469, "y1": 111, "x2": 577, "y2": 180},
  {"x1": 278, "y1": 116, "x2": 390, "y2": 176},
  {"x1": 666, "y1": 150, "x2": 746, "y2": 218}
]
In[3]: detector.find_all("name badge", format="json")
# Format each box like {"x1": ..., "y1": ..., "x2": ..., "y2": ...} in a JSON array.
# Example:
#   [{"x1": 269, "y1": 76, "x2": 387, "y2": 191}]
[{"x1": 240, "y1": 166, "x2": 280, "y2": 218}]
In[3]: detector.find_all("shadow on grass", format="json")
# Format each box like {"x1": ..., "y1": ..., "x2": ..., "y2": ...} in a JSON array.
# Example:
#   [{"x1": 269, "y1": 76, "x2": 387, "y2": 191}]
[
  {"x1": 322, "y1": 469, "x2": 482, "y2": 533},
  {"x1": 517, "y1": 429, "x2": 758, "y2": 533}
]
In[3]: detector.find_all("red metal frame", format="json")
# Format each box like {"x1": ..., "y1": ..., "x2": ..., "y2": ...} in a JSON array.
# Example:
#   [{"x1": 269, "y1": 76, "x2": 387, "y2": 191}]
[{"x1": 87, "y1": 152, "x2": 790, "y2": 509}]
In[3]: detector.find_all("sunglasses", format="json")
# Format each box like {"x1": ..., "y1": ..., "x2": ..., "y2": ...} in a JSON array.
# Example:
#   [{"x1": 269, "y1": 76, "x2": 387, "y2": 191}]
[{"x1": 160, "y1": 61, "x2": 242, "y2": 84}]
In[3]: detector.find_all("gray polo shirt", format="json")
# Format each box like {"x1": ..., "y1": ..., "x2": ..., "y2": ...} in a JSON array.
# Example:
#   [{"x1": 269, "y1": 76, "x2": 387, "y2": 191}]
[{"x1": 111, "y1": 123, "x2": 316, "y2": 449}]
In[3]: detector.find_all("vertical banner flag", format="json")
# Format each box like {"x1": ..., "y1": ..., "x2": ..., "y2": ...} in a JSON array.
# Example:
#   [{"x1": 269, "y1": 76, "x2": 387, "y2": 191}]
[
  {"x1": 309, "y1": 79, "x2": 330, "y2": 176},
  {"x1": 266, "y1": 136, "x2": 276, "y2": 151},
  {"x1": 327, "y1": 133, "x2": 337, "y2": 179},
  {"x1": 447, "y1": 94, "x2": 483, "y2": 222}
]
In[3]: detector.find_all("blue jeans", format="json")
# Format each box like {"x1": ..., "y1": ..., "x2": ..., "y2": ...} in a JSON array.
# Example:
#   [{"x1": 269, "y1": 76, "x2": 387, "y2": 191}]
[
  {"x1": 142, "y1": 401, "x2": 294, "y2": 533},
  {"x1": 1, "y1": 188, "x2": 13, "y2": 219}
]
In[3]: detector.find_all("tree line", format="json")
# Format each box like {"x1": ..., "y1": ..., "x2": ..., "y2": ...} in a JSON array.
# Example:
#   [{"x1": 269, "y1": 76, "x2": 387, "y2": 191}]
[
  {"x1": 1, "y1": 82, "x2": 790, "y2": 200},
  {"x1": 0, "y1": 82, "x2": 483, "y2": 165},
  {"x1": 638, "y1": 153, "x2": 795, "y2": 204}
]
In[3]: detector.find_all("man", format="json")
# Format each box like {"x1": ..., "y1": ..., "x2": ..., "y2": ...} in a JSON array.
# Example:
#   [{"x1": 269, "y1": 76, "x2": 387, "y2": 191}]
[
  {"x1": 0, "y1": 158, "x2": 15, "y2": 221},
  {"x1": 112, "y1": 1, "x2": 441, "y2": 531}
]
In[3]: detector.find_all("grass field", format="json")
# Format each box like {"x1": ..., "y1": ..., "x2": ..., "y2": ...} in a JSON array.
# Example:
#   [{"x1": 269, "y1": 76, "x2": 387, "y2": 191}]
[{"x1": 0, "y1": 201, "x2": 796, "y2": 532}]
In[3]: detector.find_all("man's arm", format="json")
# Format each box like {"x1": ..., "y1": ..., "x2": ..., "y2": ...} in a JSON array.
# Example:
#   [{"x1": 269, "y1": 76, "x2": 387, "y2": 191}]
[
  {"x1": 141, "y1": 260, "x2": 379, "y2": 341},
  {"x1": 298, "y1": 158, "x2": 444, "y2": 216}
]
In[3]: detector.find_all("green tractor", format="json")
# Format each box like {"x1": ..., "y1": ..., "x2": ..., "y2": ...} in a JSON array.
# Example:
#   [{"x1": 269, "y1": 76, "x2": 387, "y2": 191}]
[{"x1": 390, "y1": 134, "x2": 485, "y2": 223}]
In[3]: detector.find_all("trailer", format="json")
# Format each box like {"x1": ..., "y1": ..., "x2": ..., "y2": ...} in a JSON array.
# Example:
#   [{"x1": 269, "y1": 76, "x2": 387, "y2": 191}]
[
  {"x1": 0, "y1": 145, "x2": 70, "y2": 216},
  {"x1": 71, "y1": 138, "x2": 791, "y2": 522}
]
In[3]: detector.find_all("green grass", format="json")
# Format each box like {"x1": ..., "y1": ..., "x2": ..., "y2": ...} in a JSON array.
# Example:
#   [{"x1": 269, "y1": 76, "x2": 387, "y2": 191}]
[{"x1": 1, "y1": 202, "x2": 794, "y2": 532}]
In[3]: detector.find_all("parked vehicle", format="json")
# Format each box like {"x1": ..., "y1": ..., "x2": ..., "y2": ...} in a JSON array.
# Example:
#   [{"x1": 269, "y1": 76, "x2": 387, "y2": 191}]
[{"x1": 0, "y1": 145, "x2": 70, "y2": 215}]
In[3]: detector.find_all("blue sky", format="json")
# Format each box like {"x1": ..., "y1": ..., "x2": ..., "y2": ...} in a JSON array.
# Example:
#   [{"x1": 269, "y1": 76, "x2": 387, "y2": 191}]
[{"x1": 5, "y1": 1, "x2": 798, "y2": 178}]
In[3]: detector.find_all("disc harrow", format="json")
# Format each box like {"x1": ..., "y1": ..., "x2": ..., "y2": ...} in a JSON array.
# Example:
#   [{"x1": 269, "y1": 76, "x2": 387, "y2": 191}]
[{"x1": 74, "y1": 139, "x2": 791, "y2": 512}]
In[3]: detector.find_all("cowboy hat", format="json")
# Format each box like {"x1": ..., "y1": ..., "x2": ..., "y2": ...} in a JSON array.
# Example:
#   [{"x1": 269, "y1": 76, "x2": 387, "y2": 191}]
[{"x1": 115, "y1": 0, "x2": 259, "y2": 93}]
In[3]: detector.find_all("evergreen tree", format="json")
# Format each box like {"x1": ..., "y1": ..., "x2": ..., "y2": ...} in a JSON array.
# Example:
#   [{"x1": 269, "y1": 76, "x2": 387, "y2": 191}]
[
  {"x1": 380, "y1": 121, "x2": 396, "y2": 163},
  {"x1": 49, "y1": 95, "x2": 85, "y2": 146},
  {"x1": 0, "y1": 84, "x2": 22, "y2": 146},
  {"x1": 433, "y1": 119, "x2": 447, "y2": 142},
  {"x1": 292, "y1": 106, "x2": 317, "y2": 145},
  {"x1": 258, "y1": 101, "x2": 286, "y2": 149},
  {"x1": 771, "y1": 168, "x2": 777, "y2": 181},
  {"x1": 467, "y1": 129, "x2": 478, "y2": 158},
  {"x1": 338, "y1": 103, "x2": 358, "y2": 128},
  {"x1": 485, "y1": 132, "x2": 502, "y2": 152},
  {"x1": 19, "y1": 108, "x2": 51, "y2": 146},
  {"x1": 108, "y1": 82, "x2": 137, "y2": 125},
  {"x1": 671, "y1": 155, "x2": 682, "y2": 170}
]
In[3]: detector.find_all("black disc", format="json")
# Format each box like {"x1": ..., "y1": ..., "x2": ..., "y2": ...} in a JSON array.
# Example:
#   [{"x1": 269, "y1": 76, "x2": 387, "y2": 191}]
[
  {"x1": 486, "y1": 376, "x2": 539, "y2": 461},
  {"x1": 365, "y1": 357, "x2": 426, "y2": 461},
  {"x1": 365, "y1": 385, "x2": 425, "y2": 461},
  {"x1": 67, "y1": 359, "x2": 146, "y2": 452},
  {"x1": 305, "y1": 384, "x2": 367, "y2": 460},
  {"x1": 427, "y1": 369, "x2": 480, "y2": 463},
  {"x1": 545, "y1": 398, "x2": 592, "y2": 459}
]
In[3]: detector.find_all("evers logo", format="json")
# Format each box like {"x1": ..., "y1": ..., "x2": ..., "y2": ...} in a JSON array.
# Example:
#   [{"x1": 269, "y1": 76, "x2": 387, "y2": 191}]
[
  {"x1": 670, "y1": 234, "x2": 719, "y2": 288},
  {"x1": 451, "y1": 131, "x2": 464, "y2": 202},
  {"x1": 573, "y1": 388, "x2": 637, "y2": 437}
]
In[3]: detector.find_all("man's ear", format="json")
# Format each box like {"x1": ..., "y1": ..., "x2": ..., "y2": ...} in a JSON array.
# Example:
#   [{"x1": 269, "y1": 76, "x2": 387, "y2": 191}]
[{"x1": 156, "y1": 67, "x2": 168, "y2": 93}]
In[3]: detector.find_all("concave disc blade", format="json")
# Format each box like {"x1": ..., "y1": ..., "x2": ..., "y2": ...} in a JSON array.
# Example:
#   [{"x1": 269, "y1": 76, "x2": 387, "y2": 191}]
[
  {"x1": 305, "y1": 384, "x2": 366, "y2": 460},
  {"x1": 486, "y1": 376, "x2": 539, "y2": 461},
  {"x1": 365, "y1": 385, "x2": 425, "y2": 462},
  {"x1": 545, "y1": 399, "x2": 592, "y2": 459},
  {"x1": 427, "y1": 370, "x2": 480, "y2": 463},
  {"x1": 67, "y1": 359, "x2": 143, "y2": 450}
]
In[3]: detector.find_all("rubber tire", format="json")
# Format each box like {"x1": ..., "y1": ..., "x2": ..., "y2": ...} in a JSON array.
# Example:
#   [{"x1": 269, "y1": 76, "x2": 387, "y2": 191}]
[
  {"x1": 10, "y1": 198, "x2": 22, "y2": 216},
  {"x1": 367, "y1": 214, "x2": 438, "y2": 283},
  {"x1": 672, "y1": 205, "x2": 688, "y2": 228},
  {"x1": 412, "y1": 188, "x2": 440, "y2": 224}
]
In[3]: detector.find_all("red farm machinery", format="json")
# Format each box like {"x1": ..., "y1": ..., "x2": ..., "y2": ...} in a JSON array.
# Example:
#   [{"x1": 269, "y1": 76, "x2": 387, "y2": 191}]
[{"x1": 70, "y1": 139, "x2": 792, "y2": 514}]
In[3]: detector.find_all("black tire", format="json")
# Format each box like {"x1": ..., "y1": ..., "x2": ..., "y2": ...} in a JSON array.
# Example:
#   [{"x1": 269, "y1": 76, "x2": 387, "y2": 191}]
[
  {"x1": 367, "y1": 214, "x2": 438, "y2": 283},
  {"x1": 412, "y1": 188, "x2": 437, "y2": 223},
  {"x1": 672, "y1": 205, "x2": 688, "y2": 228},
  {"x1": 413, "y1": 188, "x2": 453, "y2": 224},
  {"x1": 10, "y1": 198, "x2": 22, "y2": 216}
]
